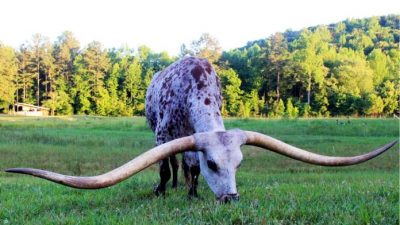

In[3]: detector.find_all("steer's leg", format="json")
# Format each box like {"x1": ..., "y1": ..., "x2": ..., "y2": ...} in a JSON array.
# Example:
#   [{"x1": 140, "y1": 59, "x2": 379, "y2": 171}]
[
  {"x1": 183, "y1": 152, "x2": 200, "y2": 198},
  {"x1": 154, "y1": 159, "x2": 171, "y2": 196},
  {"x1": 170, "y1": 155, "x2": 179, "y2": 188},
  {"x1": 189, "y1": 165, "x2": 200, "y2": 197}
]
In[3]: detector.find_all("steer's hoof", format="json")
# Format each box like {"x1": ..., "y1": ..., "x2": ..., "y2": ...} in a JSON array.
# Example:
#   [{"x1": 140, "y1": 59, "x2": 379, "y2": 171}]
[
  {"x1": 154, "y1": 185, "x2": 166, "y2": 196},
  {"x1": 188, "y1": 188, "x2": 200, "y2": 199}
]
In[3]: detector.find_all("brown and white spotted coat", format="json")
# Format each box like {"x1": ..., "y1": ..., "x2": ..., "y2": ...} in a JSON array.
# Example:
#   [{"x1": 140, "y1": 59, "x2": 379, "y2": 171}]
[{"x1": 145, "y1": 56, "x2": 225, "y2": 197}]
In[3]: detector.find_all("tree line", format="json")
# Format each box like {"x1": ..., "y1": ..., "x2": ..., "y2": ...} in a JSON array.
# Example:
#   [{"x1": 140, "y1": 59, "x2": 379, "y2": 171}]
[{"x1": 0, "y1": 15, "x2": 398, "y2": 117}]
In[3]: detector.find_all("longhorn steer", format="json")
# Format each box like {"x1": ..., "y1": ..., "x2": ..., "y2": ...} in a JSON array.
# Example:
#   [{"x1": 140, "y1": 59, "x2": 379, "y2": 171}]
[
  {"x1": 145, "y1": 56, "x2": 238, "y2": 200},
  {"x1": 6, "y1": 57, "x2": 397, "y2": 203}
]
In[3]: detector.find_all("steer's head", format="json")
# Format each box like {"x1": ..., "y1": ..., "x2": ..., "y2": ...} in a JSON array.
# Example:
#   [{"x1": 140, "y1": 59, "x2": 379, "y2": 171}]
[
  {"x1": 194, "y1": 130, "x2": 245, "y2": 202},
  {"x1": 5, "y1": 129, "x2": 397, "y2": 203}
]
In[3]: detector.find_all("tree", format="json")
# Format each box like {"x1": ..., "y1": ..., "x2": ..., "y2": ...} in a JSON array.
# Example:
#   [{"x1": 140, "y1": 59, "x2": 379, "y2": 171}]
[
  {"x1": 247, "y1": 90, "x2": 264, "y2": 116},
  {"x1": 302, "y1": 103, "x2": 312, "y2": 118},
  {"x1": 347, "y1": 29, "x2": 374, "y2": 53},
  {"x1": 106, "y1": 63, "x2": 122, "y2": 115},
  {"x1": 39, "y1": 41, "x2": 58, "y2": 114},
  {"x1": 220, "y1": 43, "x2": 265, "y2": 98},
  {"x1": 267, "y1": 33, "x2": 288, "y2": 101},
  {"x1": 334, "y1": 49, "x2": 374, "y2": 96},
  {"x1": 70, "y1": 55, "x2": 91, "y2": 114},
  {"x1": 378, "y1": 81, "x2": 399, "y2": 115},
  {"x1": 0, "y1": 44, "x2": 18, "y2": 111},
  {"x1": 76, "y1": 41, "x2": 111, "y2": 114},
  {"x1": 219, "y1": 68, "x2": 243, "y2": 116},
  {"x1": 334, "y1": 22, "x2": 347, "y2": 47},
  {"x1": 187, "y1": 33, "x2": 222, "y2": 65},
  {"x1": 285, "y1": 98, "x2": 299, "y2": 118},
  {"x1": 292, "y1": 28, "x2": 329, "y2": 105},
  {"x1": 81, "y1": 42, "x2": 110, "y2": 95},
  {"x1": 123, "y1": 57, "x2": 143, "y2": 114},
  {"x1": 26, "y1": 34, "x2": 51, "y2": 106},
  {"x1": 238, "y1": 101, "x2": 251, "y2": 118},
  {"x1": 0, "y1": 15, "x2": 399, "y2": 117},
  {"x1": 45, "y1": 77, "x2": 73, "y2": 115},
  {"x1": 363, "y1": 93, "x2": 384, "y2": 116},
  {"x1": 367, "y1": 48, "x2": 389, "y2": 85},
  {"x1": 44, "y1": 31, "x2": 80, "y2": 115},
  {"x1": 268, "y1": 99, "x2": 285, "y2": 118},
  {"x1": 53, "y1": 31, "x2": 80, "y2": 83},
  {"x1": 16, "y1": 45, "x2": 36, "y2": 104}
]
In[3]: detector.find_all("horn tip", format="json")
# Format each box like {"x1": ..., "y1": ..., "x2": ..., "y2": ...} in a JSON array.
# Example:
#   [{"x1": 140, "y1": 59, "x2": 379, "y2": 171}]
[
  {"x1": 5, "y1": 168, "x2": 33, "y2": 174},
  {"x1": 5, "y1": 168, "x2": 18, "y2": 173},
  {"x1": 389, "y1": 140, "x2": 398, "y2": 147}
]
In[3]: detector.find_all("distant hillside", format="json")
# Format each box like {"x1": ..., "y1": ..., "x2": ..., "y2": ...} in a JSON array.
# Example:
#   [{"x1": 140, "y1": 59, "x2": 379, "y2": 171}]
[{"x1": 219, "y1": 15, "x2": 399, "y2": 117}]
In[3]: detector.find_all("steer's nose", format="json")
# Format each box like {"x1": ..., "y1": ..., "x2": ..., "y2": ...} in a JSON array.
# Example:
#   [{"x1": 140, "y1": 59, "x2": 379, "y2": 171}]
[{"x1": 218, "y1": 193, "x2": 240, "y2": 203}]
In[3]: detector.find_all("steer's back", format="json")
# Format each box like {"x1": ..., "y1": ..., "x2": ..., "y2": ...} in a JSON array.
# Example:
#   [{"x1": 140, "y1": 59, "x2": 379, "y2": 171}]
[{"x1": 145, "y1": 56, "x2": 223, "y2": 144}]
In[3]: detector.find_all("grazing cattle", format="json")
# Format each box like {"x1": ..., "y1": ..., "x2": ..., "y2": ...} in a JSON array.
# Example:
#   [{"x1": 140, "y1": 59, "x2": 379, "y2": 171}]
[
  {"x1": 6, "y1": 57, "x2": 397, "y2": 203},
  {"x1": 145, "y1": 57, "x2": 228, "y2": 198}
]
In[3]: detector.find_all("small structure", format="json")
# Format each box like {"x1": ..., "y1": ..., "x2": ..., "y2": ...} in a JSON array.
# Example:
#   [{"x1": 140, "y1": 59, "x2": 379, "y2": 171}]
[{"x1": 13, "y1": 103, "x2": 49, "y2": 116}]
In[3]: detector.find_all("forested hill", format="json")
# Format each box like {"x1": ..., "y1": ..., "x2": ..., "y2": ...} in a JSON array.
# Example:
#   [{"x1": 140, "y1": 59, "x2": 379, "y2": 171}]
[{"x1": 0, "y1": 15, "x2": 399, "y2": 117}]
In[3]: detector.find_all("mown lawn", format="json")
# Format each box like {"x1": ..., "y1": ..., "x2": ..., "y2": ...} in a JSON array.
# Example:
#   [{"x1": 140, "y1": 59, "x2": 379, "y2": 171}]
[{"x1": 0, "y1": 116, "x2": 398, "y2": 224}]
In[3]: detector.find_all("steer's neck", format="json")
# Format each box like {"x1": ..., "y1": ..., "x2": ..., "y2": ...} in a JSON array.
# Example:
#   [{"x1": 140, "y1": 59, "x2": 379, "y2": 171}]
[{"x1": 190, "y1": 107, "x2": 225, "y2": 133}]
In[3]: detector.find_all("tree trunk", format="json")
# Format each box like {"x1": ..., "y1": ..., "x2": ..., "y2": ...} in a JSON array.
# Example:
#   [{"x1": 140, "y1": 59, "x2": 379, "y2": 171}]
[
  {"x1": 276, "y1": 70, "x2": 280, "y2": 101},
  {"x1": 16, "y1": 83, "x2": 19, "y2": 103},
  {"x1": 37, "y1": 61, "x2": 40, "y2": 106},
  {"x1": 23, "y1": 80, "x2": 26, "y2": 103},
  {"x1": 45, "y1": 69, "x2": 49, "y2": 100},
  {"x1": 307, "y1": 74, "x2": 312, "y2": 105}
]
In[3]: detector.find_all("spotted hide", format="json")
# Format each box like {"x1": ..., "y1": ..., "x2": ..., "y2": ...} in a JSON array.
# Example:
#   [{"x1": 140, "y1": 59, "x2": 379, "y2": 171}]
[{"x1": 145, "y1": 56, "x2": 224, "y2": 197}]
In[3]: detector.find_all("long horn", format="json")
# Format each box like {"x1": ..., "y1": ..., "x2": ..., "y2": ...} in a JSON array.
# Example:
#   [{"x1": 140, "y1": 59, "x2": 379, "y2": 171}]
[
  {"x1": 5, "y1": 136, "x2": 196, "y2": 189},
  {"x1": 244, "y1": 131, "x2": 397, "y2": 166}
]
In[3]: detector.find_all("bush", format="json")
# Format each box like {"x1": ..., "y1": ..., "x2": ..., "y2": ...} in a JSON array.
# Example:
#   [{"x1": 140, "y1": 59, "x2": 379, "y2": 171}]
[
  {"x1": 268, "y1": 99, "x2": 285, "y2": 118},
  {"x1": 285, "y1": 98, "x2": 299, "y2": 118}
]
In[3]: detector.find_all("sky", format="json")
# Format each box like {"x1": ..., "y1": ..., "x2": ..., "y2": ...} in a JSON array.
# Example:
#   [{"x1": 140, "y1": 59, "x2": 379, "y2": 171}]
[{"x1": 0, "y1": 0, "x2": 398, "y2": 56}]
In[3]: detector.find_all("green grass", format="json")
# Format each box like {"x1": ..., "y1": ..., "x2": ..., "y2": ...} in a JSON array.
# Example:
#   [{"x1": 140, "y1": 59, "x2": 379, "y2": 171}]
[{"x1": 0, "y1": 116, "x2": 398, "y2": 224}]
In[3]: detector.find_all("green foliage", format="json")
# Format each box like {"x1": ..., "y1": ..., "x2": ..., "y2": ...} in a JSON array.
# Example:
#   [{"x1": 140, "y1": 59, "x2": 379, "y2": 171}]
[
  {"x1": 333, "y1": 49, "x2": 374, "y2": 96},
  {"x1": 268, "y1": 99, "x2": 286, "y2": 118},
  {"x1": 302, "y1": 103, "x2": 312, "y2": 118},
  {"x1": 285, "y1": 98, "x2": 299, "y2": 118},
  {"x1": 248, "y1": 90, "x2": 264, "y2": 116},
  {"x1": 368, "y1": 48, "x2": 390, "y2": 85},
  {"x1": 124, "y1": 58, "x2": 144, "y2": 115},
  {"x1": 0, "y1": 15, "x2": 399, "y2": 117},
  {"x1": 364, "y1": 93, "x2": 385, "y2": 116},
  {"x1": 292, "y1": 27, "x2": 330, "y2": 105},
  {"x1": 219, "y1": 68, "x2": 243, "y2": 116},
  {"x1": 378, "y1": 81, "x2": 399, "y2": 115},
  {"x1": 0, "y1": 44, "x2": 18, "y2": 111}
]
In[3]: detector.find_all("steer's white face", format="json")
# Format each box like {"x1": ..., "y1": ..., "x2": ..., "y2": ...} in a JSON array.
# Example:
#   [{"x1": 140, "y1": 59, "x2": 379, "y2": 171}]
[{"x1": 194, "y1": 130, "x2": 245, "y2": 202}]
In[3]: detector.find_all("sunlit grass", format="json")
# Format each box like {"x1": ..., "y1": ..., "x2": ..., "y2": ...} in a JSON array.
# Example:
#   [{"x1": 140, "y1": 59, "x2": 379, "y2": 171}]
[{"x1": 0, "y1": 116, "x2": 398, "y2": 224}]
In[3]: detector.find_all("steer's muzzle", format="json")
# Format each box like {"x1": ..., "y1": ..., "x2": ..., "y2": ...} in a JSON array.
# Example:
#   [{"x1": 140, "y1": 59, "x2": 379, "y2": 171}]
[{"x1": 218, "y1": 193, "x2": 240, "y2": 203}]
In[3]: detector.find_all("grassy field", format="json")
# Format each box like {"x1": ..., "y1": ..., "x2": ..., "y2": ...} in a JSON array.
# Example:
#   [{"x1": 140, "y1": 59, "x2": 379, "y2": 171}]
[{"x1": 0, "y1": 116, "x2": 398, "y2": 224}]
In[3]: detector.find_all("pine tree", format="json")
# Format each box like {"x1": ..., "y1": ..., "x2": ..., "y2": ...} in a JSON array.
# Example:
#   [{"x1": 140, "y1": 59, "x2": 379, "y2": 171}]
[
  {"x1": 267, "y1": 33, "x2": 288, "y2": 101},
  {"x1": 16, "y1": 45, "x2": 36, "y2": 104}
]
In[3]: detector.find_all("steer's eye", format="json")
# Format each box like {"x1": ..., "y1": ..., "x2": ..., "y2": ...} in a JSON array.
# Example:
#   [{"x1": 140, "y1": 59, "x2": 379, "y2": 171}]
[
  {"x1": 236, "y1": 163, "x2": 241, "y2": 169},
  {"x1": 207, "y1": 160, "x2": 218, "y2": 172}
]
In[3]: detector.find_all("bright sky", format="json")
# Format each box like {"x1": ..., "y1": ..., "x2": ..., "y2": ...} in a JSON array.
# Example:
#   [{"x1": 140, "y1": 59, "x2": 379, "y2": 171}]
[{"x1": 0, "y1": 0, "x2": 398, "y2": 56}]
